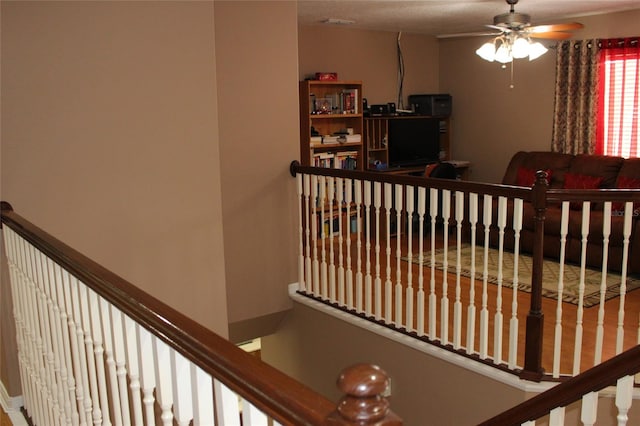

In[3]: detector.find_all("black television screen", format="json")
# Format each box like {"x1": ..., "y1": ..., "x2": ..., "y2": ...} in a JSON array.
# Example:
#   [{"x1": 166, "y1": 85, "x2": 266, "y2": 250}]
[{"x1": 387, "y1": 118, "x2": 441, "y2": 168}]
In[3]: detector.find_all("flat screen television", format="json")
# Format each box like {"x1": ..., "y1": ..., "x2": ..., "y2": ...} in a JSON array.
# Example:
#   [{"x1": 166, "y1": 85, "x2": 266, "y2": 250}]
[{"x1": 387, "y1": 118, "x2": 441, "y2": 168}]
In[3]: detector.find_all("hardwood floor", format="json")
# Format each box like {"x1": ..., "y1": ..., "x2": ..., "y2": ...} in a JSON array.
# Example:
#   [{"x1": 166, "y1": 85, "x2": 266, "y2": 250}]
[
  {"x1": 1, "y1": 407, "x2": 13, "y2": 426},
  {"x1": 314, "y1": 229, "x2": 640, "y2": 378}
]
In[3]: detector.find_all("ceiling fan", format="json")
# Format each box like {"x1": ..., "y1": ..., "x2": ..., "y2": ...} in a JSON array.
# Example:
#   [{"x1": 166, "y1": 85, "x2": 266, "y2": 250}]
[{"x1": 441, "y1": 0, "x2": 584, "y2": 63}]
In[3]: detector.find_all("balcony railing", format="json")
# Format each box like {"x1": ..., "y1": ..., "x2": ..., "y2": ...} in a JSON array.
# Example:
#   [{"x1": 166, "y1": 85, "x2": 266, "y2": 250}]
[
  {"x1": 0, "y1": 201, "x2": 402, "y2": 426},
  {"x1": 289, "y1": 162, "x2": 640, "y2": 383}
]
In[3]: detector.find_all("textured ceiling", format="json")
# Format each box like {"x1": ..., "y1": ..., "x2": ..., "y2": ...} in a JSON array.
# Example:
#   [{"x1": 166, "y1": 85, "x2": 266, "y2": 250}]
[{"x1": 297, "y1": 0, "x2": 640, "y2": 36}]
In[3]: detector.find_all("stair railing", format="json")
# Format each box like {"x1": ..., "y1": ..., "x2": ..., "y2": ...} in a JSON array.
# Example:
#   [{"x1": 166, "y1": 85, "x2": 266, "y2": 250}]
[
  {"x1": 478, "y1": 344, "x2": 640, "y2": 425},
  {"x1": 0, "y1": 201, "x2": 402, "y2": 426}
]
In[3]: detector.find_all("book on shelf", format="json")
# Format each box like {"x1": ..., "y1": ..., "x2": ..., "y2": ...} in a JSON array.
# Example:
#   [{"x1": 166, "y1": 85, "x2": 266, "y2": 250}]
[
  {"x1": 341, "y1": 89, "x2": 358, "y2": 114},
  {"x1": 320, "y1": 133, "x2": 361, "y2": 145},
  {"x1": 312, "y1": 151, "x2": 358, "y2": 170},
  {"x1": 334, "y1": 151, "x2": 358, "y2": 170}
]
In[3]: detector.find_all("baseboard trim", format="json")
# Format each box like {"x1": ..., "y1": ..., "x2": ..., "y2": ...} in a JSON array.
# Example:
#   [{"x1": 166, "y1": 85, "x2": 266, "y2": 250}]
[{"x1": 0, "y1": 381, "x2": 27, "y2": 426}]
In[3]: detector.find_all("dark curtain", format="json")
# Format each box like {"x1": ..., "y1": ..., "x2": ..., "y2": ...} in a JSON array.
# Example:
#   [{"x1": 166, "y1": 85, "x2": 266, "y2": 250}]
[{"x1": 551, "y1": 39, "x2": 600, "y2": 154}]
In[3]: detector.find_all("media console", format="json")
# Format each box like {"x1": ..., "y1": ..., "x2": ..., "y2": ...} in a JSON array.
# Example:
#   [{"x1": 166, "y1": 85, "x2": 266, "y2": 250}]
[{"x1": 364, "y1": 115, "x2": 451, "y2": 171}]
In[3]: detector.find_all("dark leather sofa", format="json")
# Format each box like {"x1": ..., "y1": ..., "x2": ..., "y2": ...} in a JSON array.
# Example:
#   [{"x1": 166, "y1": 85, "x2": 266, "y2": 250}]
[{"x1": 481, "y1": 151, "x2": 640, "y2": 275}]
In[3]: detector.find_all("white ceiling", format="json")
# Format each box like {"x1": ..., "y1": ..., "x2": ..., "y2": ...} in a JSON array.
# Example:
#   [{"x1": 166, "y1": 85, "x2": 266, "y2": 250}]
[{"x1": 297, "y1": 0, "x2": 640, "y2": 37}]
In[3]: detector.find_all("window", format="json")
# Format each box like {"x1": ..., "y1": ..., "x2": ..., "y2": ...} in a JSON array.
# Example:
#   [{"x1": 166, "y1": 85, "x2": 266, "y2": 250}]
[{"x1": 595, "y1": 39, "x2": 640, "y2": 158}]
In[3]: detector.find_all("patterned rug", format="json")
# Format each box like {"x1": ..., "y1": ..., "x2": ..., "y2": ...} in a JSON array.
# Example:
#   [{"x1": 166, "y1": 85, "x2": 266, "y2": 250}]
[{"x1": 402, "y1": 244, "x2": 640, "y2": 308}]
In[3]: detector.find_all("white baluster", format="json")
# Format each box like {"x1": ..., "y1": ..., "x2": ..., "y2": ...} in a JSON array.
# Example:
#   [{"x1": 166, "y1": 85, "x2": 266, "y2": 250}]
[
  {"x1": 34, "y1": 247, "x2": 59, "y2": 425},
  {"x1": 124, "y1": 315, "x2": 144, "y2": 426},
  {"x1": 152, "y1": 337, "x2": 174, "y2": 426},
  {"x1": 382, "y1": 182, "x2": 391, "y2": 322},
  {"x1": 87, "y1": 289, "x2": 111, "y2": 426},
  {"x1": 214, "y1": 379, "x2": 241, "y2": 426},
  {"x1": 416, "y1": 187, "x2": 426, "y2": 336},
  {"x1": 296, "y1": 173, "x2": 306, "y2": 292},
  {"x1": 44, "y1": 256, "x2": 69, "y2": 426},
  {"x1": 364, "y1": 180, "x2": 373, "y2": 314},
  {"x1": 137, "y1": 327, "x2": 156, "y2": 426},
  {"x1": 327, "y1": 176, "x2": 336, "y2": 301},
  {"x1": 467, "y1": 193, "x2": 478, "y2": 355},
  {"x1": 69, "y1": 276, "x2": 93, "y2": 425},
  {"x1": 109, "y1": 306, "x2": 131, "y2": 426},
  {"x1": 303, "y1": 174, "x2": 312, "y2": 294},
  {"x1": 508, "y1": 198, "x2": 523, "y2": 369},
  {"x1": 441, "y1": 189, "x2": 451, "y2": 344},
  {"x1": 99, "y1": 296, "x2": 123, "y2": 426},
  {"x1": 405, "y1": 185, "x2": 415, "y2": 331},
  {"x1": 319, "y1": 175, "x2": 328, "y2": 299},
  {"x1": 311, "y1": 175, "x2": 320, "y2": 296},
  {"x1": 375, "y1": 181, "x2": 384, "y2": 320},
  {"x1": 53, "y1": 264, "x2": 78, "y2": 426},
  {"x1": 453, "y1": 191, "x2": 464, "y2": 349},
  {"x1": 552, "y1": 202, "x2": 570, "y2": 378},
  {"x1": 480, "y1": 194, "x2": 493, "y2": 359},
  {"x1": 573, "y1": 201, "x2": 591, "y2": 375},
  {"x1": 77, "y1": 284, "x2": 102, "y2": 426},
  {"x1": 354, "y1": 180, "x2": 364, "y2": 312},
  {"x1": 494, "y1": 196, "x2": 507, "y2": 365},
  {"x1": 549, "y1": 407, "x2": 565, "y2": 425},
  {"x1": 594, "y1": 202, "x2": 612, "y2": 365},
  {"x1": 191, "y1": 364, "x2": 214, "y2": 426},
  {"x1": 241, "y1": 400, "x2": 268, "y2": 426},
  {"x1": 395, "y1": 184, "x2": 404, "y2": 327},
  {"x1": 345, "y1": 178, "x2": 354, "y2": 309},
  {"x1": 615, "y1": 375, "x2": 634, "y2": 426},
  {"x1": 28, "y1": 241, "x2": 49, "y2": 426},
  {"x1": 618, "y1": 202, "x2": 633, "y2": 353},
  {"x1": 429, "y1": 187, "x2": 439, "y2": 340},
  {"x1": 337, "y1": 177, "x2": 346, "y2": 305},
  {"x1": 171, "y1": 350, "x2": 193, "y2": 426},
  {"x1": 580, "y1": 391, "x2": 598, "y2": 426}
]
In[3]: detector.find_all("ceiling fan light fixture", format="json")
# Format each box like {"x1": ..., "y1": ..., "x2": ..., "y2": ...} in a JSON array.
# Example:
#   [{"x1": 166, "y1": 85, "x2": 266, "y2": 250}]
[
  {"x1": 511, "y1": 37, "x2": 530, "y2": 59},
  {"x1": 528, "y1": 41, "x2": 548, "y2": 60},
  {"x1": 476, "y1": 41, "x2": 496, "y2": 62},
  {"x1": 495, "y1": 41, "x2": 513, "y2": 63}
]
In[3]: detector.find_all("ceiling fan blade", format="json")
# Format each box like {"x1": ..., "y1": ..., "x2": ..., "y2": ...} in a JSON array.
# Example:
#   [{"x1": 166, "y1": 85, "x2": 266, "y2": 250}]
[
  {"x1": 528, "y1": 22, "x2": 584, "y2": 33},
  {"x1": 436, "y1": 31, "x2": 502, "y2": 39},
  {"x1": 528, "y1": 31, "x2": 573, "y2": 40}
]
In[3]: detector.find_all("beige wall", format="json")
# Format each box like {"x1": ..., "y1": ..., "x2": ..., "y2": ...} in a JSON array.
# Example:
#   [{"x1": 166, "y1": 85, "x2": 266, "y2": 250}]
[
  {"x1": 1, "y1": 0, "x2": 227, "y2": 333},
  {"x1": 299, "y1": 26, "x2": 439, "y2": 107},
  {"x1": 262, "y1": 302, "x2": 526, "y2": 425},
  {"x1": 213, "y1": 1, "x2": 300, "y2": 340},
  {"x1": 440, "y1": 9, "x2": 640, "y2": 183},
  {"x1": 1, "y1": 0, "x2": 301, "y2": 396}
]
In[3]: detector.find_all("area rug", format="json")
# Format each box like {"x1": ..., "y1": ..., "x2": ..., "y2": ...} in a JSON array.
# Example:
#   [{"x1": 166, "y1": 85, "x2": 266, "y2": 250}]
[{"x1": 402, "y1": 244, "x2": 640, "y2": 308}]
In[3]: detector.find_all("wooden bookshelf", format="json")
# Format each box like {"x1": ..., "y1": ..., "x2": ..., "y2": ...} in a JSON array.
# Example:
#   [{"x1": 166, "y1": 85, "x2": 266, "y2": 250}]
[{"x1": 299, "y1": 80, "x2": 364, "y2": 170}]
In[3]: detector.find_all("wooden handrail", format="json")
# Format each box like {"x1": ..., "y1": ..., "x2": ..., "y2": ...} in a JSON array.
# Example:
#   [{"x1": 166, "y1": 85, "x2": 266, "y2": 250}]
[
  {"x1": 478, "y1": 344, "x2": 640, "y2": 426},
  {"x1": 1, "y1": 201, "x2": 402, "y2": 425}
]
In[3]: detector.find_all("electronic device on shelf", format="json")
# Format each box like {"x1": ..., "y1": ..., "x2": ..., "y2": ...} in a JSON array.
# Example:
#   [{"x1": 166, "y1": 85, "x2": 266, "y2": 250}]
[{"x1": 387, "y1": 117, "x2": 441, "y2": 168}]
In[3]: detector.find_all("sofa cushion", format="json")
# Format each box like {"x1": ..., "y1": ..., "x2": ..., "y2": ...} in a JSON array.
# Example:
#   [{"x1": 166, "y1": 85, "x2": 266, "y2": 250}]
[
  {"x1": 612, "y1": 175, "x2": 640, "y2": 213},
  {"x1": 568, "y1": 154, "x2": 624, "y2": 189},
  {"x1": 617, "y1": 157, "x2": 640, "y2": 179},
  {"x1": 563, "y1": 172, "x2": 604, "y2": 189},
  {"x1": 502, "y1": 151, "x2": 572, "y2": 188}
]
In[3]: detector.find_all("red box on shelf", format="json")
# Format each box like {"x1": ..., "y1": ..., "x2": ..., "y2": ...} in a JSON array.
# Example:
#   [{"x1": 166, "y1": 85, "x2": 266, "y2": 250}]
[{"x1": 315, "y1": 72, "x2": 338, "y2": 81}]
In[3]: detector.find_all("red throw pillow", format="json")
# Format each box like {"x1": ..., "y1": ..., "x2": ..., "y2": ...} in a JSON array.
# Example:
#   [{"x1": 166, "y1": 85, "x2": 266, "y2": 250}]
[
  {"x1": 563, "y1": 173, "x2": 604, "y2": 210},
  {"x1": 516, "y1": 167, "x2": 553, "y2": 187},
  {"x1": 612, "y1": 176, "x2": 640, "y2": 213}
]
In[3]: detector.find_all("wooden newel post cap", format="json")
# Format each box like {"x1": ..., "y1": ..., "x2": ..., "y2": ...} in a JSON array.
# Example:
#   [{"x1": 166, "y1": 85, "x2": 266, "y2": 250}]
[{"x1": 327, "y1": 363, "x2": 402, "y2": 425}]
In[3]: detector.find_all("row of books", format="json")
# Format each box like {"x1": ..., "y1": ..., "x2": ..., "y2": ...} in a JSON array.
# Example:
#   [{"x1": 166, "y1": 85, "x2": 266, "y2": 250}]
[
  {"x1": 310, "y1": 133, "x2": 362, "y2": 145},
  {"x1": 312, "y1": 151, "x2": 358, "y2": 170}
]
